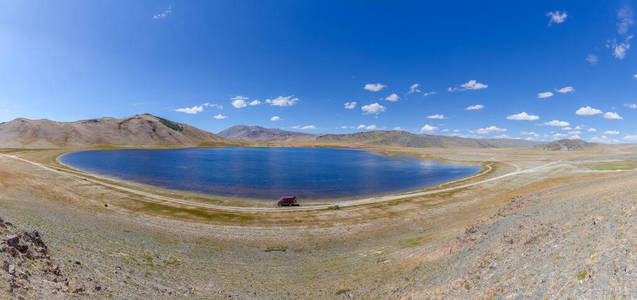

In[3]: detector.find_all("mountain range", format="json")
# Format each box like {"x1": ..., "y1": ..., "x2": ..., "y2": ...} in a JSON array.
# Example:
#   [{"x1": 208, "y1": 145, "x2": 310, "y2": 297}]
[{"x1": 0, "y1": 114, "x2": 596, "y2": 150}]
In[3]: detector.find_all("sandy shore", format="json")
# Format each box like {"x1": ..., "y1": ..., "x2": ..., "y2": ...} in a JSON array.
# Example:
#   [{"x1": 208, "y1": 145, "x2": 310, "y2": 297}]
[{"x1": 0, "y1": 146, "x2": 635, "y2": 298}]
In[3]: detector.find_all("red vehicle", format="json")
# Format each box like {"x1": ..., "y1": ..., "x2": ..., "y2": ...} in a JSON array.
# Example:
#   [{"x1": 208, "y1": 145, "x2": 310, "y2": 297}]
[{"x1": 277, "y1": 196, "x2": 299, "y2": 207}]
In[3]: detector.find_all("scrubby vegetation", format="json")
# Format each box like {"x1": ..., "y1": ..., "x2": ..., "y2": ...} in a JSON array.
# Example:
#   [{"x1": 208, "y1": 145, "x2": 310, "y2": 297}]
[{"x1": 157, "y1": 117, "x2": 184, "y2": 132}]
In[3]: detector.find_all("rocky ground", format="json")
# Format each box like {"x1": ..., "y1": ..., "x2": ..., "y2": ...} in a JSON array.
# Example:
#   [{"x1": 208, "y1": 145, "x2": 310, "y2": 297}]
[{"x1": 0, "y1": 215, "x2": 97, "y2": 298}]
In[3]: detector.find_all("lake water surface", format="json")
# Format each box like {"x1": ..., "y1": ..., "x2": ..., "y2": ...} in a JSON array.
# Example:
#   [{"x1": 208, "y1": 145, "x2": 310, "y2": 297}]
[{"x1": 59, "y1": 147, "x2": 481, "y2": 200}]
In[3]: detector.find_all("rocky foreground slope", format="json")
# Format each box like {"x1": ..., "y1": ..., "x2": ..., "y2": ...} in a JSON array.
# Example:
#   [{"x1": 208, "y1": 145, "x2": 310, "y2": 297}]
[
  {"x1": 0, "y1": 114, "x2": 232, "y2": 148},
  {"x1": 0, "y1": 216, "x2": 94, "y2": 298}
]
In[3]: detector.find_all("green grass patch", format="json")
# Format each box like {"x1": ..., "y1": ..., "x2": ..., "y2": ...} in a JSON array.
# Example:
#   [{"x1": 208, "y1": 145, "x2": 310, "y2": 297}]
[
  {"x1": 142, "y1": 203, "x2": 255, "y2": 223},
  {"x1": 577, "y1": 271, "x2": 587, "y2": 280},
  {"x1": 335, "y1": 289, "x2": 351, "y2": 296},
  {"x1": 264, "y1": 246, "x2": 288, "y2": 253},
  {"x1": 398, "y1": 236, "x2": 425, "y2": 248},
  {"x1": 157, "y1": 117, "x2": 184, "y2": 132}
]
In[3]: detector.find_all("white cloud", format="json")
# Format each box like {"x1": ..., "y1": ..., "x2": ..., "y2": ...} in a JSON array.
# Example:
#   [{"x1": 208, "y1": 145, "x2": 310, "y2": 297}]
[
  {"x1": 248, "y1": 100, "x2": 261, "y2": 106},
  {"x1": 608, "y1": 36, "x2": 633, "y2": 59},
  {"x1": 384, "y1": 93, "x2": 399, "y2": 101},
  {"x1": 634, "y1": 74, "x2": 637, "y2": 79},
  {"x1": 393, "y1": 126, "x2": 404, "y2": 131},
  {"x1": 476, "y1": 126, "x2": 507, "y2": 134},
  {"x1": 506, "y1": 112, "x2": 539, "y2": 121},
  {"x1": 427, "y1": 114, "x2": 446, "y2": 119},
  {"x1": 361, "y1": 102, "x2": 386, "y2": 115},
  {"x1": 587, "y1": 128, "x2": 597, "y2": 132},
  {"x1": 625, "y1": 103, "x2": 637, "y2": 109},
  {"x1": 544, "y1": 120, "x2": 570, "y2": 127},
  {"x1": 153, "y1": 5, "x2": 173, "y2": 19},
  {"x1": 623, "y1": 135, "x2": 637, "y2": 141},
  {"x1": 604, "y1": 112, "x2": 623, "y2": 120},
  {"x1": 576, "y1": 106, "x2": 603, "y2": 116},
  {"x1": 175, "y1": 105, "x2": 203, "y2": 114},
  {"x1": 494, "y1": 134, "x2": 511, "y2": 139},
  {"x1": 521, "y1": 131, "x2": 539, "y2": 137},
  {"x1": 344, "y1": 101, "x2": 357, "y2": 109},
  {"x1": 547, "y1": 11, "x2": 568, "y2": 25},
  {"x1": 466, "y1": 104, "x2": 484, "y2": 111},
  {"x1": 408, "y1": 83, "x2": 421, "y2": 94},
  {"x1": 585, "y1": 54, "x2": 599, "y2": 65},
  {"x1": 422, "y1": 91, "x2": 437, "y2": 96},
  {"x1": 562, "y1": 127, "x2": 572, "y2": 131},
  {"x1": 617, "y1": 6, "x2": 634, "y2": 35},
  {"x1": 420, "y1": 124, "x2": 438, "y2": 133},
  {"x1": 231, "y1": 96, "x2": 249, "y2": 108},
  {"x1": 448, "y1": 80, "x2": 488, "y2": 92},
  {"x1": 364, "y1": 83, "x2": 386, "y2": 92},
  {"x1": 270, "y1": 116, "x2": 280, "y2": 121},
  {"x1": 605, "y1": 130, "x2": 620, "y2": 135},
  {"x1": 555, "y1": 86, "x2": 575, "y2": 93},
  {"x1": 537, "y1": 91, "x2": 554, "y2": 99},
  {"x1": 293, "y1": 125, "x2": 316, "y2": 130},
  {"x1": 213, "y1": 114, "x2": 228, "y2": 120},
  {"x1": 203, "y1": 103, "x2": 223, "y2": 110},
  {"x1": 568, "y1": 130, "x2": 582, "y2": 135},
  {"x1": 357, "y1": 124, "x2": 377, "y2": 130},
  {"x1": 570, "y1": 135, "x2": 581, "y2": 139},
  {"x1": 266, "y1": 95, "x2": 299, "y2": 107}
]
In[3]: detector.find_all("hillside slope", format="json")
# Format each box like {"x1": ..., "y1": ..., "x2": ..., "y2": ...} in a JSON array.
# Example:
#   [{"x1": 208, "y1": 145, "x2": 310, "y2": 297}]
[
  {"x1": 218, "y1": 125, "x2": 315, "y2": 141},
  {"x1": 315, "y1": 130, "x2": 539, "y2": 148},
  {"x1": 538, "y1": 139, "x2": 595, "y2": 151},
  {"x1": 0, "y1": 114, "x2": 232, "y2": 148}
]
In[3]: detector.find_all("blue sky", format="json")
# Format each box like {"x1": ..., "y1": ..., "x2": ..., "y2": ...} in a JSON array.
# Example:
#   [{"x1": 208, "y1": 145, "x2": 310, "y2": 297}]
[{"x1": 1, "y1": 1, "x2": 637, "y2": 143}]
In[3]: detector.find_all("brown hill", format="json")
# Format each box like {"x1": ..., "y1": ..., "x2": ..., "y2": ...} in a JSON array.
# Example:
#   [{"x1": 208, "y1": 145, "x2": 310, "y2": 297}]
[
  {"x1": 0, "y1": 114, "x2": 233, "y2": 148},
  {"x1": 538, "y1": 139, "x2": 595, "y2": 151},
  {"x1": 315, "y1": 130, "x2": 539, "y2": 148},
  {"x1": 218, "y1": 125, "x2": 315, "y2": 141}
]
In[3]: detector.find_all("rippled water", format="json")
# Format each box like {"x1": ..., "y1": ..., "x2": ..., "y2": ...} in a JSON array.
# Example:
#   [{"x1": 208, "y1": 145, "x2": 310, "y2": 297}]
[{"x1": 59, "y1": 147, "x2": 481, "y2": 200}]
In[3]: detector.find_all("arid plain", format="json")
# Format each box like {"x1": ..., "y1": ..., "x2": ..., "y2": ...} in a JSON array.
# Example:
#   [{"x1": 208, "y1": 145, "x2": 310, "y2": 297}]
[{"x1": 0, "y1": 142, "x2": 635, "y2": 298}]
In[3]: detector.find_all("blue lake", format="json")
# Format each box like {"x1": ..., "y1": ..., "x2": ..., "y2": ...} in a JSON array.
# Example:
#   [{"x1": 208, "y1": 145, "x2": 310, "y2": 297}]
[{"x1": 59, "y1": 147, "x2": 481, "y2": 200}]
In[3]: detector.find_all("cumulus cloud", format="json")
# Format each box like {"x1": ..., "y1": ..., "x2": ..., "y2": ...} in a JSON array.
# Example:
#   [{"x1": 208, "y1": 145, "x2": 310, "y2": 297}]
[
  {"x1": 605, "y1": 130, "x2": 620, "y2": 135},
  {"x1": 266, "y1": 95, "x2": 299, "y2": 107},
  {"x1": 384, "y1": 93, "x2": 399, "y2": 101},
  {"x1": 555, "y1": 86, "x2": 575, "y2": 93},
  {"x1": 213, "y1": 114, "x2": 228, "y2": 120},
  {"x1": 634, "y1": 74, "x2": 637, "y2": 79},
  {"x1": 466, "y1": 104, "x2": 484, "y2": 111},
  {"x1": 357, "y1": 124, "x2": 377, "y2": 130},
  {"x1": 448, "y1": 80, "x2": 488, "y2": 92},
  {"x1": 420, "y1": 124, "x2": 438, "y2": 133},
  {"x1": 476, "y1": 126, "x2": 507, "y2": 134},
  {"x1": 427, "y1": 114, "x2": 446, "y2": 119},
  {"x1": 270, "y1": 116, "x2": 280, "y2": 121},
  {"x1": 364, "y1": 83, "x2": 386, "y2": 92},
  {"x1": 408, "y1": 83, "x2": 421, "y2": 94},
  {"x1": 231, "y1": 96, "x2": 249, "y2": 108},
  {"x1": 361, "y1": 102, "x2": 386, "y2": 115},
  {"x1": 587, "y1": 128, "x2": 597, "y2": 132},
  {"x1": 617, "y1": 6, "x2": 634, "y2": 35},
  {"x1": 544, "y1": 120, "x2": 570, "y2": 127},
  {"x1": 153, "y1": 5, "x2": 173, "y2": 19},
  {"x1": 576, "y1": 106, "x2": 603, "y2": 116},
  {"x1": 422, "y1": 91, "x2": 437, "y2": 96},
  {"x1": 547, "y1": 11, "x2": 568, "y2": 25},
  {"x1": 537, "y1": 91, "x2": 554, "y2": 99},
  {"x1": 585, "y1": 54, "x2": 598, "y2": 65},
  {"x1": 506, "y1": 112, "x2": 539, "y2": 121},
  {"x1": 175, "y1": 105, "x2": 203, "y2": 114},
  {"x1": 293, "y1": 125, "x2": 316, "y2": 130},
  {"x1": 604, "y1": 112, "x2": 623, "y2": 119},
  {"x1": 344, "y1": 101, "x2": 357, "y2": 109},
  {"x1": 248, "y1": 100, "x2": 261, "y2": 106}
]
